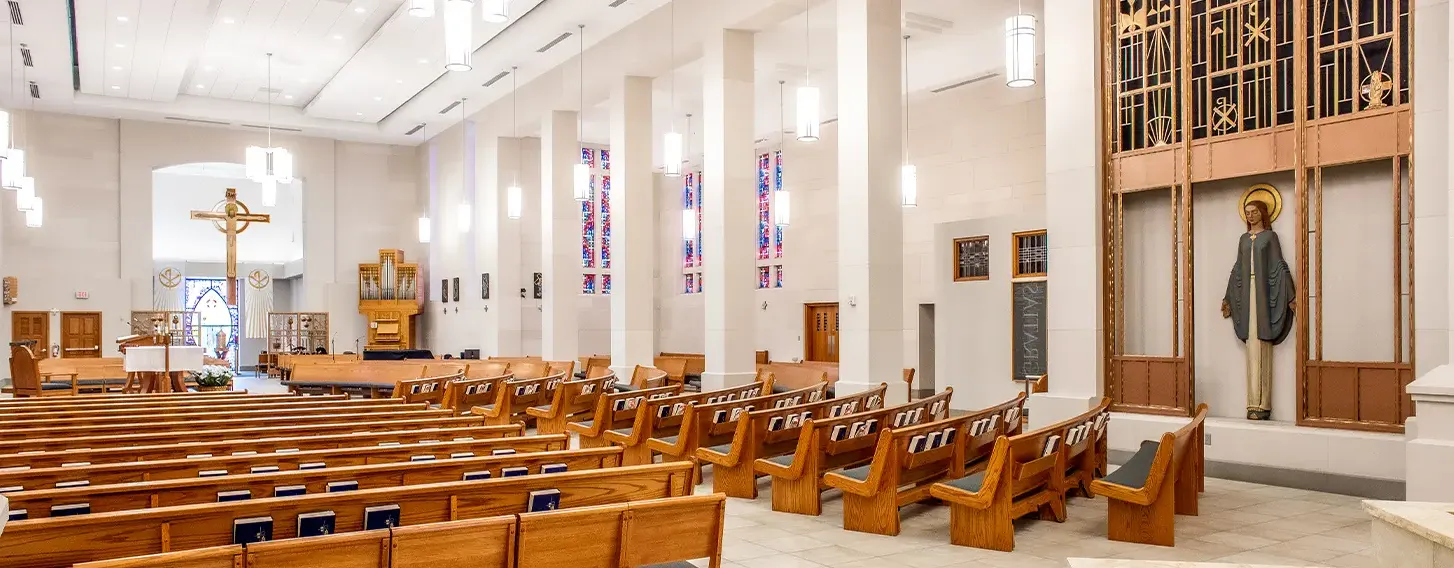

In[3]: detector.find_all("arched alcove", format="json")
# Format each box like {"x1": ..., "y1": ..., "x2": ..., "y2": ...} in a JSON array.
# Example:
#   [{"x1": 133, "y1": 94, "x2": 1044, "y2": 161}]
[{"x1": 151, "y1": 162, "x2": 304, "y2": 263}]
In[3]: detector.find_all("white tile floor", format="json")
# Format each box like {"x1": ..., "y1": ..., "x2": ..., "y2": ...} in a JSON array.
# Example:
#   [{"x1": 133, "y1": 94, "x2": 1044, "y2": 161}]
[{"x1": 158, "y1": 377, "x2": 1389, "y2": 568}]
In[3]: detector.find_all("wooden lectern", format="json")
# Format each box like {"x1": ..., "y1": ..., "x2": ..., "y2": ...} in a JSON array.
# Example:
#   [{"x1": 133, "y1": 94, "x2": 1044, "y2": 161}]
[{"x1": 117, "y1": 334, "x2": 186, "y2": 393}]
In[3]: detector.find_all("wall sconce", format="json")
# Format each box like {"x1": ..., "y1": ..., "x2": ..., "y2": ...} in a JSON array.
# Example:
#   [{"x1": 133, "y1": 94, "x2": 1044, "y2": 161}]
[{"x1": 761, "y1": 301, "x2": 768, "y2": 311}]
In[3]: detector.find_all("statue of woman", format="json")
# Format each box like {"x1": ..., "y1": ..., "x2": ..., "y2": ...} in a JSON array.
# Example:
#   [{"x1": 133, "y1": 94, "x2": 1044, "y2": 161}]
[{"x1": 1221, "y1": 199, "x2": 1295, "y2": 421}]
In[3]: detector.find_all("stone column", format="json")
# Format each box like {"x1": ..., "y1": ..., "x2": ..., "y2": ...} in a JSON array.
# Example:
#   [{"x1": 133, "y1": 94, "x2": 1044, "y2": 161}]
[
  {"x1": 609, "y1": 76, "x2": 656, "y2": 377},
  {"x1": 540, "y1": 111, "x2": 581, "y2": 361},
  {"x1": 836, "y1": 0, "x2": 905, "y2": 402},
  {"x1": 701, "y1": 28, "x2": 759, "y2": 391},
  {"x1": 482, "y1": 136, "x2": 523, "y2": 356},
  {"x1": 1033, "y1": 0, "x2": 1104, "y2": 426}
]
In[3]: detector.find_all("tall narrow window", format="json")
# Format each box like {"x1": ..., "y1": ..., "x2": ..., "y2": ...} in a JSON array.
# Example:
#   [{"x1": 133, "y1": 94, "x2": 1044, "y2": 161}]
[
  {"x1": 774, "y1": 151, "x2": 784, "y2": 258},
  {"x1": 600, "y1": 174, "x2": 612, "y2": 268},
  {"x1": 758, "y1": 154, "x2": 771, "y2": 260},
  {"x1": 580, "y1": 146, "x2": 611, "y2": 294},
  {"x1": 581, "y1": 148, "x2": 596, "y2": 271}
]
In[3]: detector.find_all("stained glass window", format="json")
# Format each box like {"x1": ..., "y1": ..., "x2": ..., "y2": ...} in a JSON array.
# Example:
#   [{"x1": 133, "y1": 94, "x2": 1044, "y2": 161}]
[
  {"x1": 581, "y1": 175, "x2": 596, "y2": 269},
  {"x1": 582, "y1": 274, "x2": 597, "y2": 295},
  {"x1": 696, "y1": 171, "x2": 704, "y2": 266},
  {"x1": 600, "y1": 149, "x2": 610, "y2": 171},
  {"x1": 757, "y1": 154, "x2": 771, "y2": 260},
  {"x1": 774, "y1": 151, "x2": 784, "y2": 258},
  {"x1": 184, "y1": 278, "x2": 238, "y2": 369},
  {"x1": 696, "y1": 272, "x2": 703, "y2": 293},
  {"x1": 601, "y1": 175, "x2": 612, "y2": 269},
  {"x1": 685, "y1": 273, "x2": 695, "y2": 294},
  {"x1": 683, "y1": 172, "x2": 696, "y2": 268},
  {"x1": 602, "y1": 274, "x2": 611, "y2": 295},
  {"x1": 758, "y1": 267, "x2": 770, "y2": 289},
  {"x1": 582, "y1": 148, "x2": 596, "y2": 169},
  {"x1": 774, "y1": 265, "x2": 784, "y2": 288}
]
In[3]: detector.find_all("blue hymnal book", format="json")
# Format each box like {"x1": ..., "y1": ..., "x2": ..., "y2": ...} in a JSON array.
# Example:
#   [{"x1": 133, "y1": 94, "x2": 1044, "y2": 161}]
[
  {"x1": 51, "y1": 503, "x2": 90, "y2": 517},
  {"x1": 527, "y1": 489, "x2": 561, "y2": 512},
  {"x1": 250, "y1": 466, "x2": 280, "y2": 474},
  {"x1": 274, "y1": 485, "x2": 307, "y2": 497},
  {"x1": 501, "y1": 466, "x2": 528, "y2": 478},
  {"x1": 232, "y1": 516, "x2": 274, "y2": 545},
  {"x1": 540, "y1": 463, "x2": 568, "y2": 474},
  {"x1": 491, "y1": 449, "x2": 516, "y2": 456},
  {"x1": 299, "y1": 462, "x2": 326, "y2": 470},
  {"x1": 363, "y1": 504, "x2": 400, "y2": 530},
  {"x1": 297, "y1": 511, "x2": 336, "y2": 537},
  {"x1": 7, "y1": 509, "x2": 26, "y2": 521},
  {"x1": 326, "y1": 481, "x2": 359, "y2": 493},
  {"x1": 463, "y1": 471, "x2": 492, "y2": 481},
  {"x1": 217, "y1": 490, "x2": 251, "y2": 502},
  {"x1": 199, "y1": 470, "x2": 228, "y2": 478}
]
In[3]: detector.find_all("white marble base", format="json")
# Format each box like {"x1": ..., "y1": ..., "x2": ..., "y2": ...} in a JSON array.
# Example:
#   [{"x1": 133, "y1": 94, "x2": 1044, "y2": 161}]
[
  {"x1": 1364, "y1": 501, "x2": 1454, "y2": 568},
  {"x1": 1067, "y1": 558, "x2": 1323, "y2": 568}
]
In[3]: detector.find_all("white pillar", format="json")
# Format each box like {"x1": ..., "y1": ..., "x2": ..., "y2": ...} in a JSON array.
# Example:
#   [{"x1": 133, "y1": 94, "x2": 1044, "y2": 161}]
[
  {"x1": 701, "y1": 28, "x2": 759, "y2": 391},
  {"x1": 609, "y1": 76, "x2": 656, "y2": 376},
  {"x1": 837, "y1": 0, "x2": 904, "y2": 402},
  {"x1": 482, "y1": 136, "x2": 523, "y2": 356},
  {"x1": 1032, "y1": 0, "x2": 1104, "y2": 425},
  {"x1": 540, "y1": 111, "x2": 581, "y2": 361}
]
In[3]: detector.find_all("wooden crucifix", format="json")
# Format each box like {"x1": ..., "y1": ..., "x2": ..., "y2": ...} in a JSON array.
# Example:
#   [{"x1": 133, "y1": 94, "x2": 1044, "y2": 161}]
[{"x1": 190, "y1": 188, "x2": 270, "y2": 306}]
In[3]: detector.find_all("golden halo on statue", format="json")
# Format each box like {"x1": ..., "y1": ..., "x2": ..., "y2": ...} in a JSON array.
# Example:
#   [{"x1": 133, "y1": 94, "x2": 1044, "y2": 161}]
[{"x1": 1239, "y1": 183, "x2": 1282, "y2": 224}]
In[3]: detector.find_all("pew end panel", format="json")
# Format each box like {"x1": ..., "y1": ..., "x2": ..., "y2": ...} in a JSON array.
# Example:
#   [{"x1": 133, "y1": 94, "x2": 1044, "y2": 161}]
[{"x1": 1089, "y1": 403, "x2": 1209, "y2": 547}]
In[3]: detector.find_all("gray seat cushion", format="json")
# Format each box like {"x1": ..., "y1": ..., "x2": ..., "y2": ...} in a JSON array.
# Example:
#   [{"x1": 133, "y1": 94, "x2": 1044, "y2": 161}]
[
  {"x1": 1100, "y1": 440, "x2": 1160, "y2": 490},
  {"x1": 75, "y1": 378, "x2": 126, "y2": 386},
  {"x1": 530, "y1": 405, "x2": 551, "y2": 413},
  {"x1": 40, "y1": 382, "x2": 73, "y2": 391},
  {"x1": 705, "y1": 443, "x2": 731, "y2": 455},
  {"x1": 942, "y1": 471, "x2": 986, "y2": 494},
  {"x1": 653, "y1": 435, "x2": 679, "y2": 446},
  {"x1": 477, "y1": 404, "x2": 496, "y2": 412},
  {"x1": 610, "y1": 428, "x2": 632, "y2": 436},
  {"x1": 836, "y1": 464, "x2": 872, "y2": 482},
  {"x1": 572, "y1": 419, "x2": 594, "y2": 429},
  {"x1": 765, "y1": 454, "x2": 794, "y2": 467},
  {"x1": 614, "y1": 383, "x2": 639, "y2": 392}
]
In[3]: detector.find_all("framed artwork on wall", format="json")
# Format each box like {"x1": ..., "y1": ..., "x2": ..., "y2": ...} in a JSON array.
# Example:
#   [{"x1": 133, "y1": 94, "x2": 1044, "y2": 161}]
[
  {"x1": 451, "y1": 277, "x2": 460, "y2": 302},
  {"x1": 953, "y1": 236, "x2": 990, "y2": 282},
  {"x1": 533, "y1": 273, "x2": 543, "y2": 299},
  {"x1": 481, "y1": 273, "x2": 490, "y2": 300},
  {"x1": 441, "y1": 279, "x2": 449, "y2": 303}
]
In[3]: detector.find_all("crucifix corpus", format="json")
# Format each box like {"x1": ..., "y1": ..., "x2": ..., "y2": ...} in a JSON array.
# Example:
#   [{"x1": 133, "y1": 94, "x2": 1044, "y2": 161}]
[{"x1": 190, "y1": 188, "x2": 270, "y2": 306}]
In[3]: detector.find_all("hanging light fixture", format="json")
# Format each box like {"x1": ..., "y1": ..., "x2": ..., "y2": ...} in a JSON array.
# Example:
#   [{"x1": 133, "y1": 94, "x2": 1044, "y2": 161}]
[
  {"x1": 796, "y1": 0, "x2": 820, "y2": 143},
  {"x1": 482, "y1": 0, "x2": 507, "y2": 23},
  {"x1": 776, "y1": 81, "x2": 792, "y2": 226},
  {"x1": 2, "y1": 148, "x2": 23, "y2": 191},
  {"x1": 901, "y1": 35, "x2": 917, "y2": 208},
  {"x1": 507, "y1": 66, "x2": 523, "y2": 220},
  {"x1": 246, "y1": 53, "x2": 293, "y2": 207},
  {"x1": 25, "y1": 196, "x2": 40, "y2": 228},
  {"x1": 662, "y1": 1, "x2": 682, "y2": 177},
  {"x1": 408, "y1": 0, "x2": 435, "y2": 18},
  {"x1": 458, "y1": 98, "x2": 472, "y2": 232},
  {"x1": 16, "y1": 176, "x2": 34, "y2": 212},
  {"x1": 1005, "y1": 2, "x2": 1037, "y2": 88},
  {"x1": 574, "y1": 25, "x2": 591, "y2": 202},
  {"x1": 444, "y1": 0, "x2": 474, "y2": 72},
  {"x1": 417, "y1": 123, "x2": 431, "y2": 243}
]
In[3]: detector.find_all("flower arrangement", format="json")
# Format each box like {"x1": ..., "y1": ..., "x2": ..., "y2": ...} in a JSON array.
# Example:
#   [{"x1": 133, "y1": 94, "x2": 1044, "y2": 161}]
[{"x1": 193, "y1": 365, "x2": 235, "y2": 388}]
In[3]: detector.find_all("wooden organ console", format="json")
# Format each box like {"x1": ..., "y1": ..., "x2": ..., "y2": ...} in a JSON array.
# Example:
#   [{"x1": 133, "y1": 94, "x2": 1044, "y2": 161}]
[{"x1": 358, "y1": 249, "x2": 421, "y2": 351}]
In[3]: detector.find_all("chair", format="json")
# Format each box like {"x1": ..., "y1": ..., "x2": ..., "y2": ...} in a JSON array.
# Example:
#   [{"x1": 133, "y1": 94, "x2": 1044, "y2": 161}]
[{"x1": 9, "y1": 345, "x2": 82, "y2": 397}]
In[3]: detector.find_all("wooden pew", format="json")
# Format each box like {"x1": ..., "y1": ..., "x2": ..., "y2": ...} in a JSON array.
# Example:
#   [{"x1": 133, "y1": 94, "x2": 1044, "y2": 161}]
[
  {"x1": 603, "y1": 380, "x2": 774, "y2": 465},
  {"x1": 73, "y1": 545, "x2": 244, "y2": 568},
  {"x1": 756, "y1": 362, "x2": 837, "y2": 391},
  {"x1": 648, "y1": 381, "x2": 829, "y2": 484},
  {"x1": 276, "y1": 353, "x2": 362, "y2": 376},
  {"x1": 517, "y1": 494, "x2": 726, "y2": 568},
  {"x1": 0, "y1": 396, "x2": 403, "y2": 422},
  {"x1": 441, "y1": 373, "x2": 511, "y2": 416},
  {"x1": 1089, "y1": 403, "x2": 1207, "y2": 547},
  {"x1": 284, "y1": 362, "x2": 430, "y2": 398},
  {"x1": 526, "y1": 373, "x2": 620, "y2": 435},
  {"x1": 7, "y1": 447, "x2": 622, "y2": 516},
  {"x1": 0, "y1": 415, "x2": 488, "y2": 454},
  {"x1": 696, "y1": 385, "x2": 888, "y2": 499},
  {"x1": 0, "y1": 393, "x2": 291, "y2": 413},
  {"x1": 0, "y1": 434, "x2": 560, "y2": 490},
  {"x1": 0, "y1": 424, "x2": 523, "y2": 470},
  {"x1": 0, "y1": 401, "x2": 430, "y2": 430},
  {"x1": 657, "y1": 351, "x2": 706, "y2": 383},
  {"x1": 822, "y1": 394, "x2": 1026, "y2": 535},
  {"x1": 755, "y1": 389, "x2": 954, "y2": 516},
  {"x1": 246, "y1": 530, "x2": 391, "y2": 568},
  {"x1": 0, "y1": 462, "x2": 694, "y2": 567},
  {"x1": 566, "y1": 384, "x2": 684, "y2": 449},
  {"x1": 463, "y1": 361, "x2": 510, "y2": 378},
  {"x1": 928, "y1": 398, "x2": 1112, "y2": 551},
  {"x1": 651, "y1": 356, "x2": 691, "y2": 387},
  {"x1": 473, "y1": 372, "x2": 569, "y2": 426},
  {"x1": 614, "y1": 364, "x2": 671, "y2": 390},
  {"x1": 0, "y1": 408, "x2": 457, "y2": 440},
  {"x1": 390, "y1": 516, "x2": 515, "y2": 568},
  {"x1": 393, "y1": 374, "x2": 460, "y2": 406},
  {"x1": 575, "y1": 355, "x2": 610, "y2": 378}
]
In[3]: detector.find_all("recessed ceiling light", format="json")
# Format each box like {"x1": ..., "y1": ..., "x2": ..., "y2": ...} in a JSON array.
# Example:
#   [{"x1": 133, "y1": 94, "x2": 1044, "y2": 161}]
[
  {"x1": 356, "y1": 112, "x2": 363, "y2": 116},
  {"x1": 222, "y1": 17, "x2": 235, "y2": 24},
  {"x1": 284, "y1": 94, "x2": 294, "y2": 99},
  {"x1": 395, "y1": 79, "x2": 403, "y2": 84},
  {"x1": 116, "y1": 16, "x2": 129, "y2": 22},
  {"x1": 354, "y1": 6, "x2": 366, "y2": 13},
  {"x1": 196, "y1": 84, "x2": 205, "y2": 89},
  {"x1": 115, "y1": 43, "x2": 126, "y2": 48},
  {"x1": 112, "y1": 65, "x2": 123, "y2": 71},
  {"x1": 203, "y1": 65, "x2": 214, "y2": 71},
  {"x1": 110, "y1": 85, "x2": 121, "y2": 90},
  {"x1": 417, "y1": 58, "x2": 428, "y2": 64},
  {"x1": 374, "y1": 96, "x2": 382, "y2": 101},
  {"x1": 332, "y1": 34, "x2": 343, "y2": 40}
]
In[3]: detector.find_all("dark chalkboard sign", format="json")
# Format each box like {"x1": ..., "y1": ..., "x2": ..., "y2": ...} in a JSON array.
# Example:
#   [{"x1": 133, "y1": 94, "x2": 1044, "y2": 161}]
[{"x1": 1012, "y1": 281, "x2": 1048, "y2": 380}]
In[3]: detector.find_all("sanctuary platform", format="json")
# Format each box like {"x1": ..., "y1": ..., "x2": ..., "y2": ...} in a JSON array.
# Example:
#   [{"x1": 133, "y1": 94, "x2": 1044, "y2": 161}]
[{"x1": 1364, "y1": 500, "x2": 1454, "y2": 568}]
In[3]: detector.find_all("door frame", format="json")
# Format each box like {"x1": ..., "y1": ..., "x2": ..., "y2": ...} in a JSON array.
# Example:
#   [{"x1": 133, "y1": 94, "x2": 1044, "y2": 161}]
[
  {"x1": 11, "y1": 310, "x2": 51, "y2": 358},
  {"x1": 59, "y1": 311, "x2": 104, "y2": 359},
  {"x1": 803, "y1": 302, "x2": 840, "y2": 363}
]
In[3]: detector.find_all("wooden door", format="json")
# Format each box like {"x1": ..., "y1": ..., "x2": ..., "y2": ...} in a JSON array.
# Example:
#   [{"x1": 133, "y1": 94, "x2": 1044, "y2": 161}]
[
  {"x1": 11, "y1": 311, "x2": 49, "y2": 359},
  {"x1": 804, "y1": 303, "x2": 840, "y2": 363},
  {"x1": 60, "y1": 312, "x2": 103, "y2": 359}
]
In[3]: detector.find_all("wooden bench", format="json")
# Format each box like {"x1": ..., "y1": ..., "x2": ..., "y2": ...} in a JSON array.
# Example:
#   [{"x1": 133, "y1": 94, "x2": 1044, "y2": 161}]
[
  {"x1": 603, "y1": 380, "x2": 775, "y2": 465},
  {"x1": 7, "y1": 447, "x2": 623, "y2": 517},
  {"x1": 575, "y1": 355, "x2": 611, "y2": 378},
  {"x1": 392, "y1": 374, "x2": 461, "y2": 406},
  {"x1": 0, "y1": 433, "x2": 560, "y2": 490},
  {"x1": 517, "y1": 493, "x2": 726, "y2": 568},
  {"x1": 0, "y1": 400, "x2": 428, "y2": 430},
  {"x1": 755, "y1": 389, "x2": 954, "y2": 516},
  {"x1": 566, "y1": 384, "x2": 683, "y2": 449},
  {"x1": 0, "y1": 393, "x2": 289, "y2": 413},
  {"x1": 695, "y1": 384, "x2": 889, "y2": 499},
  {"x1": 1089, "y1": 403, "x2": 1207, "y2": 546},
  {"x1": 284, "y1": 362, "x2": 431, "y2": 398},
  {"x1": 0, "y1": 408, "x2": 457, "y2": 440},
  {"x1": 753, "y1": 363, "x2": 831, "y2": 393},
  {"x1": 0, "y1": 396, "x2": 404, "y2": 422},
  {"x1": 928, "y1": 398, "x2": 1112, "y2": 551},
  {"x1": 0, "y1": 462, "x2": 694, "y2": 567},
  {"x1": 463, "y1": 361, "x2": 510, "y2": 378},
  {"x1": 822, "y1": 394, "x2": 1027, "y2": 535},
  {"x1": 648, "y1": 381, "x2": 829, "y2": 484},
  {"x1": 526, "y1": 373, "x2": 620, "y2": 435},
  {"x1": 0, "y1": 424, "x2": 523, "y2": 470},
  {"x1": 441, "y1": 374, "x2": 512, "y2": 416},
  {"x1": 651, "y1": 356, "x2": 691, "y2": 387},
  {"x1": 0, "y1": 415, "x2": 489, "y2": 454},
  {"x1": 473, "y1": 372, "x2": 569, "y2": 426}
]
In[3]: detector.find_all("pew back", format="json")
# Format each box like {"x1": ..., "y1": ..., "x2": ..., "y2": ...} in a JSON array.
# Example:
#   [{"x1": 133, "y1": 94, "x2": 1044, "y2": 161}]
[
  {"x1": 2, "y1": 409, "x2": 457, "y2": 440},
  {"x1": 390, "y1": 515, "x2": 515, "y2": 568},
  {"x1": 0, "y1": 400, "x2": 424, "y2": 429},
  {"x1": 516, "y1": 494, "x2": 726, "y2": 568},
  {"x1": 463, "y1": 361, "x2": 510, "y2": 378},
  {"x1": 566, "y1": 384, "x2": 683, "y2": 442},
  {"x1": 526, "y1": 374, "x2": 620, "y2": 434},
  {"x1": 0, "y1": 415, "x2": 487, "y2": 454},
  {"x1": 441, "y1": 374, "x2": 511, "y2": 415},
  {"x1": 393, "y1": 374, "x2": 459, "y2": 406}
]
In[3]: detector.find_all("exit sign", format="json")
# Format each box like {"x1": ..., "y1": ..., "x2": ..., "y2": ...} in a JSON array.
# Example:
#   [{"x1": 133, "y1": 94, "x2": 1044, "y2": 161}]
[{"x1": 74, "y1": 291, "x2": 89, "y2": 300}]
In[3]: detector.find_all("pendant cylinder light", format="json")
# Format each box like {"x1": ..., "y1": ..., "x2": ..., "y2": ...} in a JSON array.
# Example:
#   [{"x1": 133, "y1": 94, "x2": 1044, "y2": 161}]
[
  {"x1": 16, "y1": 176, "x2": 34, "y2": 212},
  {"x1": 681, "y1": 208, "x2": 694, "y2": 241},
  {"x1": 408, "y1": 0, "x2": 435, "y2": 18},
  {"x1": 444, "y1": 0, "x2": 474, "y2": 72},
  {"x1": 418, "y1": 215, "x2": 431, "y2": 243},
  {"x1": 901, "y1": 35, "x2": 917, "y2": 208},
  {"x1": 25, "y1": 196, "x2": 41, "y2": 228},
  {"x1": 573, "y1": 163, "x2": 590, "y2": 201},
  {"x1": 776, "y1": 191, "x2": 792, "y2": 227},
  {"x1": 1005, "y1": 14, "x2": 1037, "y2": 88},
  {"x1": 574, "y1": 25, "x2": 590, "y2": 202},
  {"x1": 663, "y1": 130, "x2": 683, "y2": 178},
  {"x1": 482, "y1": 0, "x2": 507, "y2": 23},
  {"x1": 506, "y1": 185, "x2": 522, "y2": 219},
  {"x1": 795, "y1": 87, "x2": 820, "y2": 142},
  {"x1": 507, "y1": 66, "x2": 523, "y2": 220},
  {"x1": 2, "y1": 148, "x2": 23, "y2": 190},
  {"x1": 247, "y1": 53, "x2": 292, "y2": 206},
  {"x1": 260, "y1": 179, "x2": 277, "y2": 208}
]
